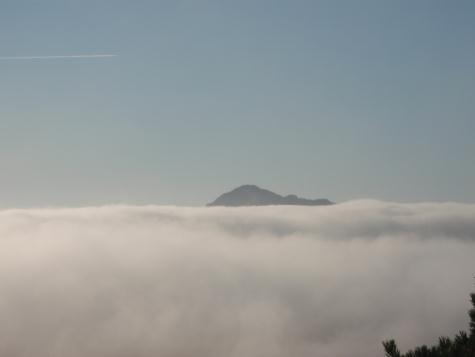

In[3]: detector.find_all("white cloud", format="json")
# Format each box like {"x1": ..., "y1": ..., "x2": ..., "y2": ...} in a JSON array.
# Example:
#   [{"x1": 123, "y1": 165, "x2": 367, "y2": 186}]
[{"x1": 0, "y1": 201, "x2": 474, "y2": 356}]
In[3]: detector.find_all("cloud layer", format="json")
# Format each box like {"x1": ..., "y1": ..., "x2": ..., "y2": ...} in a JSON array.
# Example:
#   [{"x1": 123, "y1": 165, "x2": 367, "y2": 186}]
[{"x1": 0, "y1": 200, "x2": 474, "y2": 357}]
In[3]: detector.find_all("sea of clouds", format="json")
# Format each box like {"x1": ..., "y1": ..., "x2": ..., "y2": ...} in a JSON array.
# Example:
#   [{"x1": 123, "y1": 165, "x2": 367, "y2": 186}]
[{"x1": 1, "y1": 200, "x2": 475, "y2": 357}]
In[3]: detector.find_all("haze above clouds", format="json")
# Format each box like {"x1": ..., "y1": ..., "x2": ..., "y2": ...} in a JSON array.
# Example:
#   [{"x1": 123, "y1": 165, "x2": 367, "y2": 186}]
[
  {"x1": 1, "y1": 200, "x2": 474, "y2": 357},
  {"x1": 2, "y1": 1, "x2": 475, "y2": 206}
]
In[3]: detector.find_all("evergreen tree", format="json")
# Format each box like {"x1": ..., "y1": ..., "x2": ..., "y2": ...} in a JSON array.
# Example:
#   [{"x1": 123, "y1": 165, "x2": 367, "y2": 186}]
[{"x1": 383, "y1": 281, "x2": 475, "y2": 357}]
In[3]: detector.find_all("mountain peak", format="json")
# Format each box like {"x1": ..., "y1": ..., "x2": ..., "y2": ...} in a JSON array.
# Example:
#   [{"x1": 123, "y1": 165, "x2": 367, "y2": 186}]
[
  {"x1": 232, "y1": 184, "x2": 262, "y2": 191},
  {"x1": 207, "y1": 185, "x2": 334, "y2": 207}
]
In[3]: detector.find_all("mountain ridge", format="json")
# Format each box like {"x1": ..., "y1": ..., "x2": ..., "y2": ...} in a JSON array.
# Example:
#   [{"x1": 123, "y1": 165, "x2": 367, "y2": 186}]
[{"x1": 207, "y1": 185, "x2": 334, "y2": 207}]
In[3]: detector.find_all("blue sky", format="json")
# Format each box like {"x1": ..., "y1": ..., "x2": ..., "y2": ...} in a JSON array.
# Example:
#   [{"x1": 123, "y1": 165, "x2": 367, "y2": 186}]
[{"x1": 1, "y1": 0, "x2": 474, "y2": 206}]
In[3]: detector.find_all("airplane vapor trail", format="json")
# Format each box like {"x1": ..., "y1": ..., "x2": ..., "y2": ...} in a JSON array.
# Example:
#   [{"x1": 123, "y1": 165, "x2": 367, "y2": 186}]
[{"x1": 0, "y1": 54, "x2": 117, "y2": 60}]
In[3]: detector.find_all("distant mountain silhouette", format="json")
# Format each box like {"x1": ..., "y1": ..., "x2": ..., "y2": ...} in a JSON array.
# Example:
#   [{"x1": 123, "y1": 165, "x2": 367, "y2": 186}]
[{"x1": 207, "y1": 185, "x2": 334, "y2": 207}]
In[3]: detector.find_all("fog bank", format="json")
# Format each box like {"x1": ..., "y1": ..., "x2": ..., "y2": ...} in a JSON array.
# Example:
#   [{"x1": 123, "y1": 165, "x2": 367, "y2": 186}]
[{"x1": 1, "y1": 200, "x2": 474, "y2": 356}]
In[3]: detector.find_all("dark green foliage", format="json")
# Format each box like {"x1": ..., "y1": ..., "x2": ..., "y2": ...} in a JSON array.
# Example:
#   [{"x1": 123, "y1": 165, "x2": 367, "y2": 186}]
[
  {"x1": 383, "y1": 283, "x2": 475, "y2": 357},
  {"x1": 470, "y1": 293, "x2": 475, "y2": 337},
  {"x1": 383, "y1": 340, "x2": 401, "y2": 357}
]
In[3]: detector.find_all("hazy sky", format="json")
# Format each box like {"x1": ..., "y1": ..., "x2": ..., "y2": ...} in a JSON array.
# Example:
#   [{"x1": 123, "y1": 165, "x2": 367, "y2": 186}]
[{"x1": 1, "y1": 0, "x2": 474, "y2": 207}]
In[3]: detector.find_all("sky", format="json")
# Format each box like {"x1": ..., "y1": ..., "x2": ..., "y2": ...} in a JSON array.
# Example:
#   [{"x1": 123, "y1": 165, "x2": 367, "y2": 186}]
[{"x1": 1, "y1": 0, "x2": 474, "y2": 207}]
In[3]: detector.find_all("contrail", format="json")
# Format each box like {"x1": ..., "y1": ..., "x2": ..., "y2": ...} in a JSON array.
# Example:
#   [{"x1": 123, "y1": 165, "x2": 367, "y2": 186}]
[{"x1": 0, "y1": 54, "x2": 117, "y2": 60}]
